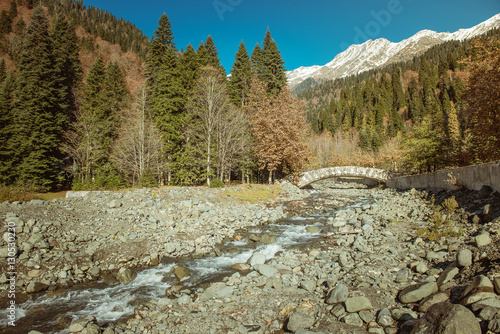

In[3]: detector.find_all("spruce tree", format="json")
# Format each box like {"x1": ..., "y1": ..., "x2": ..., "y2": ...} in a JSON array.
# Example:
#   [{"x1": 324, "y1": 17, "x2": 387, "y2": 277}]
[
  {"x1": 0, "y1": 72, "x2": 15, "y2": 184},
  {"x1": 51, "y1": 14, "x2": 82, "y2": 127},
  {"x1": 250, "y1": 43, "x2": 264, "y2": 77},
  {"x1": 178, "y1": 44, "x2": 199, "y2": 93},
  {"x1": 145, "y1": 13, "x2": 175, "y2": 93},
  {"x1": 11, "y1": 6, "x2": 65, "y2": 189},
  {"x1": 260, "y1": 29, "x2": 286, "y2": 94},
  {"x1": 228, "y1": 41, "x2": 252, "y2": 107}
]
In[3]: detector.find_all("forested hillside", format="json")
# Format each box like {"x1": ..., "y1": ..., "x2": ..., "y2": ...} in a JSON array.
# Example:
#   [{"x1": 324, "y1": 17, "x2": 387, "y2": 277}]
[
  {"x1": 0, "y1": 0, "x2": 310, "y2": 195},
  {"x1": 300, "y1": 28, "x2": 500, "y2": 173}
]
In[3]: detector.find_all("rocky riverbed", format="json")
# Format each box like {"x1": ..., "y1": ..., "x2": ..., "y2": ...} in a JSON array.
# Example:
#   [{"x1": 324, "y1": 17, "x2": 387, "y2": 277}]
[{"x1": 1, "y1": 180, "x2": 500, "y2": 334}]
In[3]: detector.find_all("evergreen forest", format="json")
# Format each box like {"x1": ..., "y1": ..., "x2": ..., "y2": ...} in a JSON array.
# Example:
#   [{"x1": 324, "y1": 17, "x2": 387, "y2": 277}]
[{"x1": 0, "y1": 0, "x2": 498, "y2": 196}]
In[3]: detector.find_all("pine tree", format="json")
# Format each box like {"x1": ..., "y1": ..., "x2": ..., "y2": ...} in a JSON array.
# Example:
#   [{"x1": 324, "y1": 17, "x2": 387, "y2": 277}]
[
  {"x1": 178, "y1": 44, "x2": 199, "y2": 93},
  {"x1": 228, "y1": 41, "x2": 252, "y2": 107},
  {"x1": 0, "y1": 72, "x2": 15, "y2": 184},
  {"x1": 145, "y1": 13, "x2": 175, "y2": 92},
  {"x1": 260, "y1": 28, "x2": 286, "y2": 94},
  {"x1": 11, "y1": 6, "x2": 65, "y2": 189},
  {"x1": 250, "y1": 43, "x2": 264, "y2": 77},
  {"x1": 51, "y1": 14, "x2": 82, "y2": 127}
]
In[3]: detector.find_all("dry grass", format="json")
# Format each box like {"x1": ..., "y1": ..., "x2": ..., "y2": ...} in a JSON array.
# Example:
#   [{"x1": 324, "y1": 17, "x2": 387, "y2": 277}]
[
  {"x1": 0, "y1": 184, "x2": 67, "y2": 203},
  {"x1": 223, "y1": 184, "x2": 281, "y2": 204}
]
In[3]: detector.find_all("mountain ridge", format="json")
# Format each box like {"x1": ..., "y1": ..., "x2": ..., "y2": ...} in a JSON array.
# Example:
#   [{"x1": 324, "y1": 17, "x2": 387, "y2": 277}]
[{"x1": 287, "y1": 13, "x2": 500, "y2": 90}]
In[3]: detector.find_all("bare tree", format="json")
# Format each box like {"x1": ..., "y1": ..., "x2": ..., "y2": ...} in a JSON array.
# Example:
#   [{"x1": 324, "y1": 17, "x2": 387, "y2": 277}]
[
  {"x1": 188, "y1": 66, "x2": 230, "y2": 186},
  {"x1": 111, "y1": 87, "x2": 164, "y2": 185}
]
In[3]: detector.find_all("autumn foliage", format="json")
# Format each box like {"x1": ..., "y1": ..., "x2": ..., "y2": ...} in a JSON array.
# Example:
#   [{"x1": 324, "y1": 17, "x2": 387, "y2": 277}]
[{"x1": 246, "y1": 80, "x2": 311, "y2": 183}]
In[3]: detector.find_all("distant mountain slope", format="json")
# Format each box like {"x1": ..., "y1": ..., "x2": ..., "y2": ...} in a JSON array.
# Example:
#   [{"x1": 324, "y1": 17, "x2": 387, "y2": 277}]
[{"x1": 287, "y1": 13, "x2": 500, "y2": 90}]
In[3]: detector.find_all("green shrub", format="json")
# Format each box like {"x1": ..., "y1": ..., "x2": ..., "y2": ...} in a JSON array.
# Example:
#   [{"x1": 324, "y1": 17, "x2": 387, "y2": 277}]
[
  {"x1": 417, "y1": 196, "x2": 462, "y2": 241},
  {"x1": 209, "y1": 178, "x2": 225, "y2": 188}
]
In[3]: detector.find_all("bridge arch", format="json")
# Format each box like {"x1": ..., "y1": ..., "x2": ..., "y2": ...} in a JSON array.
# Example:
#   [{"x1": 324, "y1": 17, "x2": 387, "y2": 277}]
[{"x1": 296, "y1": 166, "x2": 391, "y2": 188}]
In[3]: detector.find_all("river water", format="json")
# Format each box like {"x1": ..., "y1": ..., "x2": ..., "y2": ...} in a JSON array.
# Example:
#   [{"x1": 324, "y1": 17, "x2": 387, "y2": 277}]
[{"x1": 3, "y1": 192, "x2": 367, "y2": 333}]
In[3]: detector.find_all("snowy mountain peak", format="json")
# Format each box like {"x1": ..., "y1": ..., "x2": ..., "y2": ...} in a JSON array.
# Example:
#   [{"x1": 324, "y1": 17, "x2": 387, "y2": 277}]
[{"x1": 287, "y1": 13, "x2": 500, "y2": 91}]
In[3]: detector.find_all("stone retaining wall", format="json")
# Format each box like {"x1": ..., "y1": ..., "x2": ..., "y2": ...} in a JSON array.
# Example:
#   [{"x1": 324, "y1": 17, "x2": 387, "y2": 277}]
[{"x1": 386, "y1": 161, "x2": 500, "y2": 192}]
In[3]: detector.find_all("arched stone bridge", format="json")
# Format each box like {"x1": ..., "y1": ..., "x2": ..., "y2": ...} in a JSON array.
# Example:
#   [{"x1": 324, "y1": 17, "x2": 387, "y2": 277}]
[{"x1": 296, "y1": 166, "x2": 392, "y2": 188}]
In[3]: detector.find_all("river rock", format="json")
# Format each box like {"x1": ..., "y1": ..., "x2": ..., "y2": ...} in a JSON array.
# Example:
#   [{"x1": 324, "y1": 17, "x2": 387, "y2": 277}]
[
  {"x1": 344, "y1": 313, "x2": 364, "y2": 327},
  {"x1": 26, "y1": 281, "x2": 48, "y2": 293},
  {"x1": 377, "y1": 308, "x2": 394, "y2": 327},
  {"x1": 437, "y1": 264, "x2": 459, "y2": 286},
  {"x1": 254, "y1": 264, "x2": 278, "y2": 277},
  {"x1": 173, "y1": 265, "x2": 190, "y2": 281},
  {"x1": 116, "y1": 267, "x2": 137, "y2": 284},
  {"x1": 326, "y1": 283, "x2": 348, "y2": 304},
  {"x1": 68, "y1": 317, "x2": 95, "y2": 332},
  {"x1": 406, "y1": 302, "x2": 481, "y2": 334},
  {"x1": 260, "y1": 234, "x2": 276, "y2": 244},
  {"x1": 345, "y1": 296, "x2": 373, "y2": 313},
  {"x1": 475, "y1": 232, "x2": 492, "y2": 247},
  {"x1": 418, "y1": 291, "x2": 450, "y2": 312},
  {"x1": 28, "y1": 233, "x2": 44, "y2": 244},
  {"x1": 287, "y1": 311, "x2": 315, "y2": 332},
  {"x1": 108, "y1": 199, "x2": 122, "y2": 208},
  {"x1": 305, "y1": 226, "x2": 319, "y2": 233},
  {"x1": 457, "y1": 249, "x2": 473, "y2": 267},
  {"x1": 231, "y1": 263, "x2": 250, "y2": 271},
  {"x1": 248, "y1": 253, "x2": 266, "y2": 266},
  {"x1": 399, "y1": 282, "x2": 438, "y2": 304}
]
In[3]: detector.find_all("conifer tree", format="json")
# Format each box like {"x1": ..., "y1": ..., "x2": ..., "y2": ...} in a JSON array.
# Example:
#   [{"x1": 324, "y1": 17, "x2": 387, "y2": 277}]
[
  {"x1": 0, "y1": 72, "x2": 15, "y2": 184},
  {"x1": 145, "y1": 13, "x2": 175, "y2": 93},
  {"x1": 178, "y1": 44, "x2": 199, "y2": 93},
  {"x1": 260, "y1": 29, "x2": 286, "y2": 94},
  {"x1": 250, "y1": 43, "x2": 264, "y2": 77},
  {"x1": 51, "y1": 14, "x2": 82, "y2": 126},
  {"x1": 228, "y1": 41, "x2": 252, "y2": 107},
  {"x1": 11, "y1": 6, "x2": 66, "y2": 189}
]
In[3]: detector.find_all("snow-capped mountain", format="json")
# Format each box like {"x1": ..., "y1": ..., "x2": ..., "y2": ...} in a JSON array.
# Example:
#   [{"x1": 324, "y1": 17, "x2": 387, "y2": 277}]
[{"x1": 287, "y1": 13, "x2": 500, "y2": 90}]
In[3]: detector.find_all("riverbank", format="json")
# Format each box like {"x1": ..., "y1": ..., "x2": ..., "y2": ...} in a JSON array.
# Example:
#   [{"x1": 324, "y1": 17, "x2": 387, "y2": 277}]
[{"x1": 1, "y1": 180, "x2": 499, "y2": 333}]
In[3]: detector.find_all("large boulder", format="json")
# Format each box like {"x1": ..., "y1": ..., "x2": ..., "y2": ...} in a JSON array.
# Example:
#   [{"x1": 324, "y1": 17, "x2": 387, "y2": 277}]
[{"x1": 406, "y1": 302, "x2": 481, "y2": 334}]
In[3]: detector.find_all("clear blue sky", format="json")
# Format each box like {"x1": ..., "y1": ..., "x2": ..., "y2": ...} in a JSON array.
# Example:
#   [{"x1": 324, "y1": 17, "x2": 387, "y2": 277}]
[{"x1": 81, "y1": 0, "x2": 500, "y2": 72}]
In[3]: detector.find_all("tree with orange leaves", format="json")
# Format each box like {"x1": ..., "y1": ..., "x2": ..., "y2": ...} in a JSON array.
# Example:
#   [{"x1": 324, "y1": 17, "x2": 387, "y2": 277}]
[
  {"x1": 463, "y1": 38, "x2": 500, "y2": 162},
  {"x1": 246, "y1": 79, "x2": 310, "y2": 184}
]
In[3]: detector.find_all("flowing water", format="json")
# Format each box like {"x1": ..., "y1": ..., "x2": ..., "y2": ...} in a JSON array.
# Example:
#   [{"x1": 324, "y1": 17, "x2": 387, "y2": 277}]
[{"x1": 2, "y1": 194, "x2": 368, "y2": 333}]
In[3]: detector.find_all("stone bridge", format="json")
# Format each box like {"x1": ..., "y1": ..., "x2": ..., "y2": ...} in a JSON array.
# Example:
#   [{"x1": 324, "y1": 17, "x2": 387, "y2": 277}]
[{"x1": 296, "y1": 166, "x2": 392, "y2": 188}]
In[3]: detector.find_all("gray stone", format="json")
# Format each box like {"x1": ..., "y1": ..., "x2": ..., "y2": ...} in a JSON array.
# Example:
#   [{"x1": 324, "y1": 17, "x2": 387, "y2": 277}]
[
  {"x1": 437, "y1": 264, "x2": 459, "y2": 286},
  {"x1": 287, "y1": 311, "x2": 315, "y2": 332},
  {"x1": 343, "y1": 313, "x2": 364, "y2": 327},
  {"x1": 305, "y1": 226, "x2": 319, "y2": 233},
  {"x1": 418, "y1": 291, "x2": 450, "y2": 312},
  {"x1": 300, "y1": 279, "x2": 316, "y2": 292},
  {"x1": 260, "y1": 234, "x2": 276, "y2": 244},
  {"x1": 345, "y1": 296, "x2": 373, "y2": 313},
  {"x1": 457, "y1": 249, "x2": 473, "y2": 267},
  {"x1": 165, "y1": 242, "x2": 176, "y2": 254},
  {"x1": 248, "y1": 253, "x2": 266, "y2": 266},
  {"x1": 399, "y1": 282, "x2": 438, "y2": 304},
  {"x1": 475, "y1": 232, "x2": 492, "y2": 247},
  {"x1": 415, "y1": 262, "x2": 429, "y2": 274},
  {"x1": 116, "y1": 267, "x2": 137, "y2": 284},
  {"x1": 231, "y1": 263, "x2": 251, "y2": 271},
  {"x1": 28, "y1": 233, "x2": 44, "y2": 244},
  {"x1": 407, "y1": 302, "x2": 481, "y2": 334},
  {"x1": 173, "y1": 265, "x2": 190, "y2": 281},
  {"x1": 489, "y1": 316, "x2": 500, "y2": 332},
  {"x1": 338, "y1": 251, "x2": 349, "y2": 267},
  {"x1": 108, "y1": 199, "x2": 122, "y2": 208},
  {"x1": 377, "y1": 308, "x2": 393, "y2": 327},
  {"x1": 478, "y1": 306, "x2": 498, "y2": 321},
  {"x1": 26, "y1": 281, "x2": 48, "y2": 293},
  {"x1": 359, "y1": 310, "x2": 375, "y2": 323},
  {"x1": 471, "y1": 297, "x2": 500, "y2": 312},
  {"x1": 495, "y1": 277, "x2": 500, "y2": 295},
  {"x1": 326, "y1": 283, "x2": 348, "y2": 304},
  {"x1": 68, "y1": 318, "x2": 92, "y2": 332},
  {"x1": 396, "y1": 267, "x2": 411, "y2": 283},
  {"x1": 253, "y1": 264, "x2": 278, "y2": 277}
]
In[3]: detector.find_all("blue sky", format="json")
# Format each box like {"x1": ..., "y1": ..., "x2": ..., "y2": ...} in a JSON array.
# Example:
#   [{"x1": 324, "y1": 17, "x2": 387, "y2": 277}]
[{"x1": 81, "y1": 0, "x2": 500, "y2": 72}]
